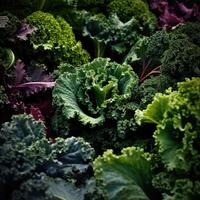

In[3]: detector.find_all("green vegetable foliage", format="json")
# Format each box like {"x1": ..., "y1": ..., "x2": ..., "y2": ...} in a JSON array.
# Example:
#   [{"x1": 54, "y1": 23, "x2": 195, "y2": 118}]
[{"x1": 26, "y1": 11, "x2": 90, "y2": 67}]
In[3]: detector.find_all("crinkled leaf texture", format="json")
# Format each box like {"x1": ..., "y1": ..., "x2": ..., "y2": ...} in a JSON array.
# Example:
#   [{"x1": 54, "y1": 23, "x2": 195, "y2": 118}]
[
  {"x1": 53, "y1": 72, "x2": 104, "y2": 126},
  {"x1": 11, "y1": 59, "x2": 55, "y2": 96},
  {"x1": 47, "y1": 177, "x2": 85, "y2": 200},
  {"x1": 93, "y1": 147, "x2": 157, "y2": 200},
  {"x1": 53, "y1": 57, "x2": 138, "y2": 127},
  {"x1": 136, "y1": 77, "x2": 200, "y2": 172},
  {"x1": 83, "y1": 14, "x2": 142, "y2": 57},
  {"x1": 43, "y1": 136, "x2": 95, "y2": 183},
  {"x1": 0, "y1": 85, "x2": 8, "y2": 108},
  {"x1": 0, "y1": 114, "x2": 52, "y2": 184},
  {"x1": 12, "y1": 173, "x2": 85, "y2": 200},
  {"x1": 0, "y1": 114, "x2": 96, "y2": 199}
]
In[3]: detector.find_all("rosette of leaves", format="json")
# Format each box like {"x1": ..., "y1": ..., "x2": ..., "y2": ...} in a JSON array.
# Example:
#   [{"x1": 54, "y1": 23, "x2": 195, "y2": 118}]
[
  {"x1": 26, "y1": 11, "x2": 90, "y2": 67},
  {"x1": 0, "y1": 114, "x2": 52, "y2": 184},
  {"x1": 53, "y1": 57, "x2": 138, "y2": 126},
  {"x1": 136, "y1": 78, "x2": 200, "y2": 199},
  {"x1": 0, "y1": 114, "x2": 97, "y2": 199},
  {"x1": 52, "y1": 58, "x2": 139, "y2": 150}
]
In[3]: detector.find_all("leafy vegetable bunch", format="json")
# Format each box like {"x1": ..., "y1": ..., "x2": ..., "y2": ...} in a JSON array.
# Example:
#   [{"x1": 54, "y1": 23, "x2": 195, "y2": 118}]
[
  {"x1": 94, "y1": 77, "x2": 200, "y2": 200},
  {"x1": 124, "y1": 21, "x2": 200, "y2": 108},
  {"x1": 0, "y1": 1, "x2": 200, "y2": 199},
  {"x1": 52, "y1": 57, "x2": 140, "y2": 152},
  {"x1": 43, "y1": 0, "x2": 156, "y2": 60},
  {"x1": 26, "y1": 11, "x2": 90, "y2": 67},
  {"x1": 0, "y1": 114, "x2": 99, "y2": 200}
]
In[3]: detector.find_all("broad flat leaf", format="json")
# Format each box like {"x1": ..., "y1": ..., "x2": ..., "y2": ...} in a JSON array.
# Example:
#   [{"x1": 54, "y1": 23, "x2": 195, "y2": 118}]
[{"x1": 94, "y1": 147, "x2": 156, "y2": 200}]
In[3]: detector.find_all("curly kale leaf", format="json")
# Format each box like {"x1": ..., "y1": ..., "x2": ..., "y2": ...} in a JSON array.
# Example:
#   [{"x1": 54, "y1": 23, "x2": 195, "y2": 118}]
[
  {"x1": 163, "y1": 179, "x2": 200, "y2": 200},
  {"x1": 138, "y1": 75, "x2": 176, "y2": 108},
  {"x1": 0, "y1": 85, "x2": 8, "y2": 109},
  {"x1": 53, "y1": 72, "x2": 104, "y2": 127},
  {"x1": 136, "y1": 77, "x2": 200, "y2": 199},
  {"x1": 0, "y1": 114, "x2": 53, "y2": 184},
  {"x1": 0, "y1": 114, "x2": 96, "y2": 199},
  {"x1": 123, "y1": 36, "x2": 149, "y2": 64},
  {"x1": 143, "y1": 30, "x2": 169, "y2": 63},
  {"x1": 12, "y1": 173, "x2": 86, "y2": 200},
  {"x1": 94, "y1": 147, "x2": 158, "y2": 200},
  {"x1": 26, "y1": 11, "x2": 89, "y2": 67},
  {"x1": 136, "y1": 77, "x2": 200, "y2": 172},
  {"x1": 161, "y1": 35, "x2": 200, "y2": 79},
  {"x1": 173, "y1": 22, "x2": 200, "y2": 47},
  {"x1": 0, "y1": 11, "x2": 20, "y2": 42},
  {"x1": 125, "y1": 25, "x2": 200, "y2": 81},
  {"x1": 43, "y1": 137, "x2": 95, "y2": 185},
  {"x1": 53, "y1": 57, "x2": 138, "y2": 128},
  {"x1": 83, "y1": 13, "x2": 142, "y2": 57}
]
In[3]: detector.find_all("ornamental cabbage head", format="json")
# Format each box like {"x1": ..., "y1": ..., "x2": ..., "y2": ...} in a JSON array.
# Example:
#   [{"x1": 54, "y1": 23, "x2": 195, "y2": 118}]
[{"x1": 53, "y1": 57, "x2": 139, "y2": 128}]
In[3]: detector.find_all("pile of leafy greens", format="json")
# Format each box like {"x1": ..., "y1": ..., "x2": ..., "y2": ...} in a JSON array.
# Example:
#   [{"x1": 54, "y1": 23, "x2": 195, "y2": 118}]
[
  {"x1": 1, "y1": 1, "x2": 200, "y2": 199},
  {"x1": 0, "y1": 114, "x2": 101, "y2": 200},
  {"x1": 52, "y1": 57, "x2": 140, "y2": 152},
  {"x1": 94, "y1": 77, "x2": 200, "y2": 200}
]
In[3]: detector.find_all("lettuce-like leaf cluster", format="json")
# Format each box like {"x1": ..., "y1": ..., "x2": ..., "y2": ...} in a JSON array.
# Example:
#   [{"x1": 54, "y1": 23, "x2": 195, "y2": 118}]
[
  {"x1": 136, "y1": 77, "x2": 200, "y2": 199},
  {"x1": 53, "y1": 57, "x2": 138, "y2": 127},
  {"x1": 52, "y1": 58, "x2": 139, "y2": 151}
]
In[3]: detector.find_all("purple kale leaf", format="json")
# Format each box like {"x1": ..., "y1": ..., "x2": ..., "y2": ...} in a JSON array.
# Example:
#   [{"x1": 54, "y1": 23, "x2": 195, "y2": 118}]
[
  {"x1": 150, "y1": 0, "x2": 200, "y2": 29},
  {"x1": 160, "y1": 8, "x2": 184, "y2": 28},
  {"x1": 16, "y1": 22, "x2": 37, "y2": 41},
  {"x1": 11, "y1": 59, "x2": 55, "y2": 96}
]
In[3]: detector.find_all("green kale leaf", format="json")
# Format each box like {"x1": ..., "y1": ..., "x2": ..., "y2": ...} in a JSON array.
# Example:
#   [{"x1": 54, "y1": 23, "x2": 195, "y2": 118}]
[
  {"x1": 93, "y1": 147, "x2": 158, "y2": 200},
  {"x1": 26, "y1": 11, "x2": 90, "y2": 67},
  {"x1": 0, "y1": 114, "x2": 96, "y2": 199},
  {"x1": 53, "y1": 57, "x2": 138, "y2": 127}
]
